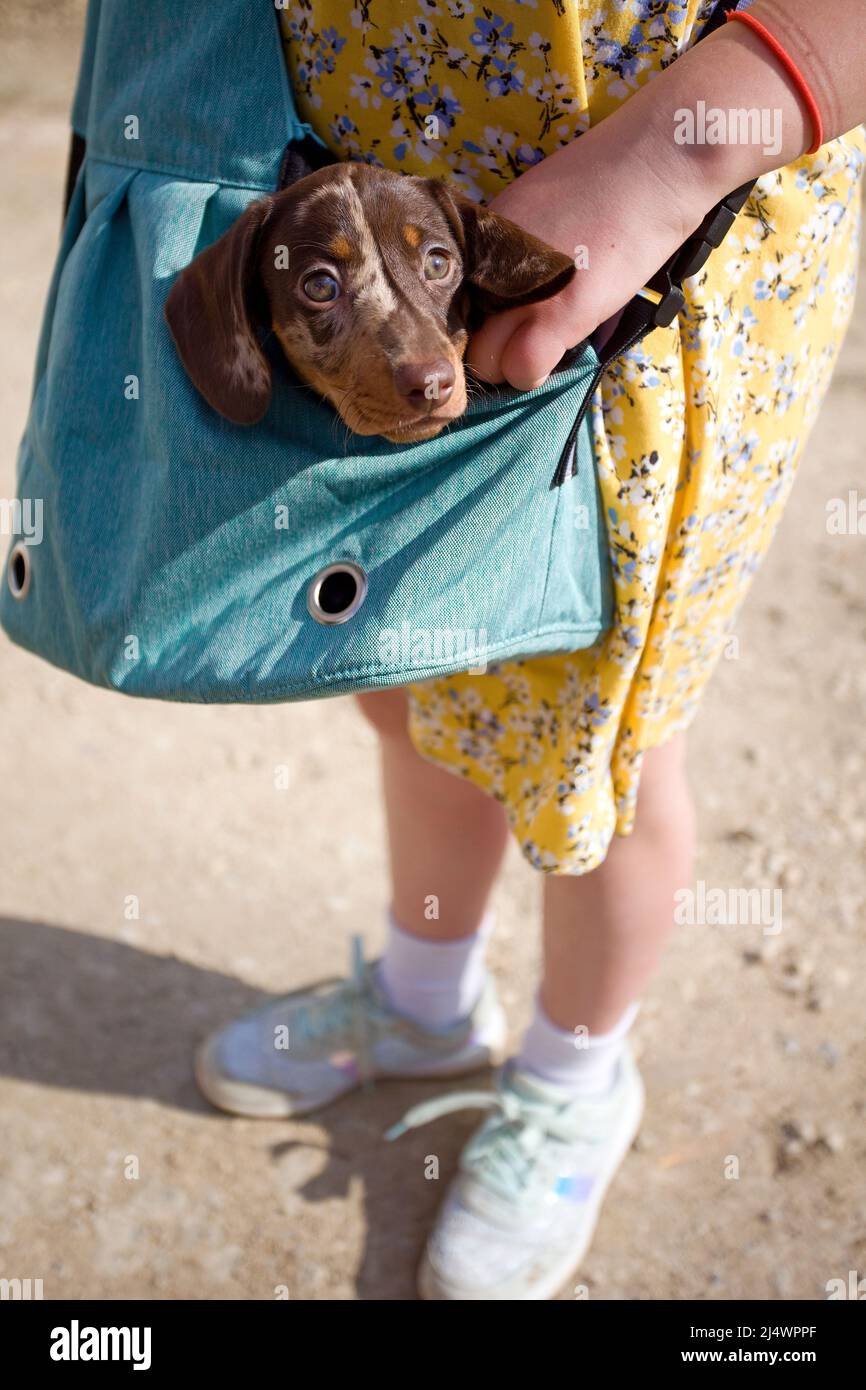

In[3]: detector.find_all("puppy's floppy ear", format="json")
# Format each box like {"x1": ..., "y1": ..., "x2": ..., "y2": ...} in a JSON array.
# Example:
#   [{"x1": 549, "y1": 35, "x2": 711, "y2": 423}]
[
  {"x1": 427, "y1": 180, "x2": 576, "y2": 313},
  {"x1": 164, "y1": 197, "x2": 275, "y2": 425}
]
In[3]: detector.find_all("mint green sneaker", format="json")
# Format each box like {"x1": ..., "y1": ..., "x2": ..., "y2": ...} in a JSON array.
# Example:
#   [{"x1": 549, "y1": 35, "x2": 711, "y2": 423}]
[
  {"x1": 387, "y1": 1048, "x2": 644, "y2": 1300},
  {"x1": 194, "y1": 937, "x2": 506, "y2": 1118}
]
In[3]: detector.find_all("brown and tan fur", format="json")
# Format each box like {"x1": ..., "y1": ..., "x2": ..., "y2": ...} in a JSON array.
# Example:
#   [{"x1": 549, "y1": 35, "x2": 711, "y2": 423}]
[{"x1": 165, "y1": 163, "x2": 576, "y2": 444}]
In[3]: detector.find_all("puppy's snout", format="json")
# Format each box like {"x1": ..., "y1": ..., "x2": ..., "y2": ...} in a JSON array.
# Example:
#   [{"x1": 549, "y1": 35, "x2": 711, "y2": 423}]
[{"x1": 394, "y1": 358, "x2": 455, "y2": 408}]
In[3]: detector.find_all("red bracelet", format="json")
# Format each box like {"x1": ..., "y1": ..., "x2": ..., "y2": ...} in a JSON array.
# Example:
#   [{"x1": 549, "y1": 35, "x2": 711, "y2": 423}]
[{"x1": 726, "y1": 9, "x2": 824, "y2": 154}]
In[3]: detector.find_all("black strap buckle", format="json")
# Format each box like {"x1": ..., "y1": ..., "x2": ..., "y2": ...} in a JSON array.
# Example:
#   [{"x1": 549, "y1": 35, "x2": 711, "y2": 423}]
[
  {"x1": 638, "y1": 280, "x2": 686, "y2": 329},
  {"x1": 641, "y1": 176, "x2": 755, "y2": 329}
]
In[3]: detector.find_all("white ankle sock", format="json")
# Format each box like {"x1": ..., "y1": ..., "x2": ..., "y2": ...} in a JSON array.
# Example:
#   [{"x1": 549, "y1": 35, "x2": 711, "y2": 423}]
[
  {"x1": 516, "y1": 995, "x2": 639, "y2": 1097},
  {"x1": 378, "y1": 909, "x2": 494, "y2": 1031}
]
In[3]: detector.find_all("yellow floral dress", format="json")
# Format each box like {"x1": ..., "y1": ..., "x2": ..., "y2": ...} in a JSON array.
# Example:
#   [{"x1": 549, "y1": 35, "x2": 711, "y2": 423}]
[{"x1": 281, "y1": 1, "x2": 866, "y2": 873}]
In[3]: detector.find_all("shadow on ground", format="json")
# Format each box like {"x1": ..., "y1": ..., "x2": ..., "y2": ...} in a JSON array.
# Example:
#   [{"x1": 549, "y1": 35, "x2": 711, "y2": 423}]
[{"x1": 0, "y1": 915, "x2": 487, "y2": 1298}]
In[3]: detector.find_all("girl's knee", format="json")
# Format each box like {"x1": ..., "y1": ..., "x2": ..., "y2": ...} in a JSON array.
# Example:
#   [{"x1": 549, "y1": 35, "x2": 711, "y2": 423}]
[{"x1": 354, "y1": 689, "x2": 411, "y2": 740}]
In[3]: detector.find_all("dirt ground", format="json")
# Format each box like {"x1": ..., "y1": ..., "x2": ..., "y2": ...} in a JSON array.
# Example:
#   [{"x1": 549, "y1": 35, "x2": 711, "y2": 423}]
[{"x1": 1, "y1": 4, "x2": 864, "y2": 1302}]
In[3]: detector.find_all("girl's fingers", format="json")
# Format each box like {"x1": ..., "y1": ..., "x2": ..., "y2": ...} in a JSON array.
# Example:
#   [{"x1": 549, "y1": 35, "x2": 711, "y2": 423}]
[
  {"x1": 465, "y1": 306, "x2": 526, "y2": 383},
  {"x1": 499, "y1": 317, "x2": 573, "y2": 393},
  {"x1": 467, "y1": 291, "x2": 599, "y2": 390}
]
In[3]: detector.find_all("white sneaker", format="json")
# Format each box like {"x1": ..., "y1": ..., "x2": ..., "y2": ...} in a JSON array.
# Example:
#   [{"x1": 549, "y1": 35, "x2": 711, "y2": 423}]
[
  {"x1": 195, "y1": 936, "x2": 507, "y2": 1118},
  {"x1": 387, "y1": 1048, "x2": 644, "y2": 1300}
]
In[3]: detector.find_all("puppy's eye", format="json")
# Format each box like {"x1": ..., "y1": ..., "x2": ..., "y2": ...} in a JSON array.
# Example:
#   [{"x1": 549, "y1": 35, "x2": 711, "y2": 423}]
[
  {"x1": 303, "y1": 272, "x2": 340, "y2": 303},
  {"x1": 423, "y1": 250, "x2": 452, "y2": 281}
]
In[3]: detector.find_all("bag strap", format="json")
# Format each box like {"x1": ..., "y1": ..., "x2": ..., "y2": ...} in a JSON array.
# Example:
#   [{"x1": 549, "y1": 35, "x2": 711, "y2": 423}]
[{"x1": 551, "y1": 0, "x2": 757, "y2": 486}]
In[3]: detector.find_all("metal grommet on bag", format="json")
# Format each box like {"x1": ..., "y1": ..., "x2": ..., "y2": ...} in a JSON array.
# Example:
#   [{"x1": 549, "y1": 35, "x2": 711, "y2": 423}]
[
  {"x1": 7, "y1": 542, "x2": 31, "y2": 600},
  {"x1": 306, "y1": 561, "x2": 368, "y2": 625}
]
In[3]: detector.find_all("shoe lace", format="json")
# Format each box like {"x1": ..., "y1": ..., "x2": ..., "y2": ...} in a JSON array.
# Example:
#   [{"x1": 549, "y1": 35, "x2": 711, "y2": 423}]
[
  {"x1": 292, "y1": 936, "x2": 381, "y2": 1085},
  {"x1": 386, "y1": 1072, "x2": 604, "y2": 1203}
]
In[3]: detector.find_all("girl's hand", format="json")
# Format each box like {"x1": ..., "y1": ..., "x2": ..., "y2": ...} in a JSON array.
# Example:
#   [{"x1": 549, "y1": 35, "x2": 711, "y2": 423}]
[
  {"x1": 467, "y1": 114, "x2": 707, "y2": 390},
  {"x1": 468, "y1": 0, "x2": 866, "y2": 390}
]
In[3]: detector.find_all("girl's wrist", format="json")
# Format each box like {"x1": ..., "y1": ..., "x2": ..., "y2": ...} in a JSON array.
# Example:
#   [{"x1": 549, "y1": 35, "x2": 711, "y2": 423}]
[
  {"x1": 593, "y1": 19, "x2": 815, "y2": 233},
  {"x1": 588, "y1": 87, "x2": 729, "y2": 251}
]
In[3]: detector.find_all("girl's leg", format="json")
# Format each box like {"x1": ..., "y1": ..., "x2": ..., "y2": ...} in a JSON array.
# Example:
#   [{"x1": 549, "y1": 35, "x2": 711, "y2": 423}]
[
  {"x1": 539, "y1": 733, "x2": 695, "y2": 1036},
  {"x1": 358, "y1": 693, "x2": 693, "y2": 1054},
  {"x1": 359, "y1": 695, "x2": 694, "y2": 1031},
  {"x1": 194, "y1": 689, "x2": 511, "y2": 1119},
  {"x1": 417, "y1": 739, "x2": 694, "y2": 1299},
  {"x1": 356, "y1": 690, "x2": 510, "y2": 941},
  {"x1": 356, "y1": 690, "x2": 510, "y2": 1029}
]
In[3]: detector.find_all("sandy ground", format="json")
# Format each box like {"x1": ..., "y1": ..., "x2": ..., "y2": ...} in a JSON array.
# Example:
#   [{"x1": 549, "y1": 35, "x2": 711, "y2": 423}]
[{"x1": 0, "y1": 5, "x2": 864, "y2": 1302}]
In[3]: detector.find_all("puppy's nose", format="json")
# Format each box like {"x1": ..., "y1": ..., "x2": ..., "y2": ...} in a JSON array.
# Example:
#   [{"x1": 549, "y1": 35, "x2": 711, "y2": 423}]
[{"x1": 394, "y1": 358, "x2": 455, "y2": 408}]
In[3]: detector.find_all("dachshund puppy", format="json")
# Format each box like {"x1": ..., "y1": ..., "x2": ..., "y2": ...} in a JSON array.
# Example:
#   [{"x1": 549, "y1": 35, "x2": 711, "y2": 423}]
[{"x1": 165, "y1": 163, "x2": 576, "y2": 444}]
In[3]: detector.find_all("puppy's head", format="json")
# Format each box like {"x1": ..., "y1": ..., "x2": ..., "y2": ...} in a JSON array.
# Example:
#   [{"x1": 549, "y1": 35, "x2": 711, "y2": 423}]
[{"x1": 165, "y1": 164, "x2": 575, "y2": 443}]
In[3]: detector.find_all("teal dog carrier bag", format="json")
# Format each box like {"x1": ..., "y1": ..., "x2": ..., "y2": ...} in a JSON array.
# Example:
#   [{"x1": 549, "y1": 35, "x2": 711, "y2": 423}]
[{"x1": 0, "y1": 0, "x2": 752, "y2": 703}]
